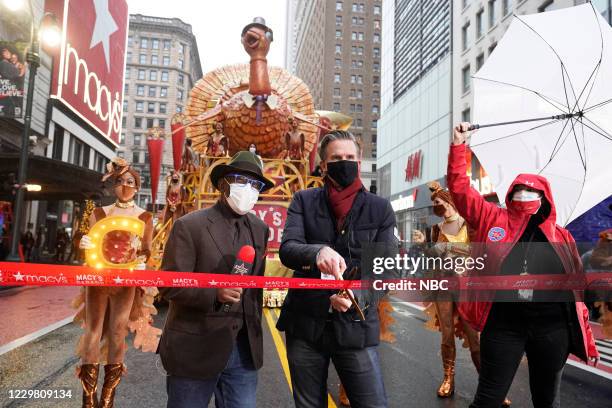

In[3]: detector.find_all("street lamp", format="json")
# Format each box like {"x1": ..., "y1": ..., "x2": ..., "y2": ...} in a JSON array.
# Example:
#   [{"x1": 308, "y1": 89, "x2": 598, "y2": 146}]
[{"x1": 5, "y1": 0, "x2": 61, "y2": 262}]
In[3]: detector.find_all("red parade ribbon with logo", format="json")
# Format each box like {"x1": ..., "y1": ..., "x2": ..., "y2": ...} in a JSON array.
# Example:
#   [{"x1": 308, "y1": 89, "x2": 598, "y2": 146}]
[{"x1": 0, "y1": 263, "x2": 611, "y2": 292}]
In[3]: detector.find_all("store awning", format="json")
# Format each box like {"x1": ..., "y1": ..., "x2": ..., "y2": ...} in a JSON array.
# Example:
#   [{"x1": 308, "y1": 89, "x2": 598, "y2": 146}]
[{"x1": 0, "y1": 154, "x2": 108, "y2": 201}]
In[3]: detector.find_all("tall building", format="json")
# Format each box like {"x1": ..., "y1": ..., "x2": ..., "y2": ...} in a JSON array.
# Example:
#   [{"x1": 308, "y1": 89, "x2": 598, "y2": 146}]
[
  {"x1": 377, "y1": 0, "x2": 452, "y2": 240},
  {"x1": 121, "y1": 15, "x2": 202, "y2": 208},
  {"x1": 286, "y1": 0, "x2": 383, "y2": 191}
]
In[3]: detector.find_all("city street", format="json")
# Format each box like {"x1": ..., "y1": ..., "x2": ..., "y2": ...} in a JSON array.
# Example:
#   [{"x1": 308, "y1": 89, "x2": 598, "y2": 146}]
[{"x1": 0, "y1": 288, "x2": 610, "y2": 408}]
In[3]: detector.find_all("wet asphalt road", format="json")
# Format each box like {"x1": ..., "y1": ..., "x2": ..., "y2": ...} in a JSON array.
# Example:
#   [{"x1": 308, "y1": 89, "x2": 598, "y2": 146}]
[{"x1": 0, "y1": 301, "x2": 610, "y2": 407}]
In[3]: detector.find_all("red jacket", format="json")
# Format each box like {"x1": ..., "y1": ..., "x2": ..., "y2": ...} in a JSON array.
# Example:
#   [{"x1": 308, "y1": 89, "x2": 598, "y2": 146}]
[{"x1": 448, "y1": 143, "x2": 598, "y2": 363}]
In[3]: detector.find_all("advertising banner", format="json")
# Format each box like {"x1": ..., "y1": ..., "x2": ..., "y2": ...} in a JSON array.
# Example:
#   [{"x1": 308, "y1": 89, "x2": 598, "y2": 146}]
[{"x1": 0, "y1": 7, "x2": 31, "y2": 118}]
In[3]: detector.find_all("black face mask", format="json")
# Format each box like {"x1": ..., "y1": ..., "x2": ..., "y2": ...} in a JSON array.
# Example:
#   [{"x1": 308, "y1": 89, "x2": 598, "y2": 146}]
[{"x1": 326, "y1": 160, "x2": 359, "y2": 188}]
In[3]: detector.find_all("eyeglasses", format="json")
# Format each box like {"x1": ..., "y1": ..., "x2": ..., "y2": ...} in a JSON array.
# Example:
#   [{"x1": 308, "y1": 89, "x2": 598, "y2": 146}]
[{"x1": 225, "y1": 173, "x2": 266, "y2": 192}]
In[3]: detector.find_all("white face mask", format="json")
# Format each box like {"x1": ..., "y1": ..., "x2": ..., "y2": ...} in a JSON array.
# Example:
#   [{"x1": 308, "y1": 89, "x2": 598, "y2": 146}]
[
  {"x1": 249, "y1": 147, "x2": 256, "y2": 154},
  {"x1": 512, "y1": 190, "x2": 542, "y2": 202},
  {"x1": 226, "y1": 183, "x2": 259, "y2": 215}
]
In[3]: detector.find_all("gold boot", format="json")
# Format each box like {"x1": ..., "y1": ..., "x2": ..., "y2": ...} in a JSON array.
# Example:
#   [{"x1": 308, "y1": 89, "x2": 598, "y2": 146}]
[
  {"x1": 99, "y1": 363, "x2": 124, "y2": 408},
  {"x1": 437, "y1": 344, "x2": 455, "y2": 398},
  {"x1": 339, "y1": 383, "x2": 350, "y2": 406},
  {"x1": 502, "y1": 397, "x2": 512, "y2": 406},
  {"x1": 78, "y1": 364, "x2": 99, "y2": 408}
]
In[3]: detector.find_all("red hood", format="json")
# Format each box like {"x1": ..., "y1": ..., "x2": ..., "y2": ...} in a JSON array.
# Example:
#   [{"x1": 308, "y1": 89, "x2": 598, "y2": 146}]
[{"x1": 505, "y1": 173, "x2": 557, "y2": 226}]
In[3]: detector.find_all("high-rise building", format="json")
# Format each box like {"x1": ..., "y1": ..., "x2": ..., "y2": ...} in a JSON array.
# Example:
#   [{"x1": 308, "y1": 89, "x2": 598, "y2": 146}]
[
  {"x1": 378, "y1": 0, "x2": 452, "y2": 240},
  {"x1": 121, "y1": 15, "x2": 202, "y2": 208},
  {"x1": 286, "y1": 0, "x2": 383, "y2": 191}
]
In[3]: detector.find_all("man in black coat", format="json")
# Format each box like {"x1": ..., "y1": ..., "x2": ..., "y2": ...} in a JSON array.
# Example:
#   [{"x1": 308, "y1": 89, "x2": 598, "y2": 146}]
[{"x1": 277, "y1": 130, "x2": 397, "y2": 408}]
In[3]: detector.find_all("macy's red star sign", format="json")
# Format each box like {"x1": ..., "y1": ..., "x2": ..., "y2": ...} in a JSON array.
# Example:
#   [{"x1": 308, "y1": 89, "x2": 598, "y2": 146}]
[{"x1": 405, "y1": 150, "x2": 423, "y2": 182}]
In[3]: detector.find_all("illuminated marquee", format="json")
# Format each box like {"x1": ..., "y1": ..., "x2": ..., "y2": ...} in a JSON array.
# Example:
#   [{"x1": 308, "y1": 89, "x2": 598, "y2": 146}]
[{"x1": 46, "y1": 0, "x2": 128, "y2": 145}]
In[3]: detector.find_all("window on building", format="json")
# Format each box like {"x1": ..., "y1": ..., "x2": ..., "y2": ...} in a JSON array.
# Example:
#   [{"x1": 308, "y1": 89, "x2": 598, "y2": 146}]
[
  {"x1": 82, "y1": 143, "x2": 90, "y2": 168},
  {"x1": 151, "y1": 55, "x2": 158, "y2": 65},
  {"x1": 374, "y1": 5, "x2": 381, "y2": 14},
  {"x1": 179, "y1": 43, "x2": 185, "y2": 54},
  {"x1": 152, "y1": 38, "x2": 159, "y2": 49},
  {"x1": 137, "y1": 85, "x2": 144, "y2": 96},
  {"x1": 159, "y1": 103, "x2": 167, "y2": 114},
  {"x1": 502, "y1": 0, "x2": 512, "y2": 15},
  {"x1": 357, "y1": 75, "x2": 363, "y2": 84},
  {"x1": 352, "y1": 3, "x2": 358, "y2": 12},
  {"x1": 333, "y1": 88, "x2": 341, "y2": 97},
  {"x1": 136, "y1": 101, "x2": 144, "y2": 112},
  {"x1": 462, "y1": 22, "x2": 470, "y2": 51},
  {"x1": 148, "y1": 86, "x2": 156, "y2": 97},
  {"x1": 476, "y1": 53, "x2": 485, "y2": 70},
  {"x1": 161, "y1": 71, "x2": 169, "y2": 81},
  {"x1": 356, "y1": 104, "x2": 363, "y2": 112},
  {"x1": 147, "y1": 102, "x2": 155, "y2": 113},
  {"x1": 462, "y1": 65, "x2": 471, "y2": 92},
  {"x1": 488, "y1": 0, "x2": 497, "y2": 28},
  {"x1": 351, "y1": 74, "x2": 356, "y2": 84},
  {"x1": 52, "y1": 126, "x2": 64, "y2": 160},
  {"x1": 160, "y1": 87, "x2": 168, "y2": 97},
  {"x1": 125, "y1": 68, "x2": 131, "y2": 79},
  {"x1": 356, "y1": 118, "x2": 362, "y2": 127},
  {"x1": 373, "y1": 61, "x2": 380, "y2": 71},
  {"x1": 372, "y1": 89, "x2": 379, "y2": 98},
  {"x1": 147, "y1": 118, "x2": 154, "y2": 128},
  {"x1": 374, "y1": 20, "x2": 381, "y2": 30},
  {"x1": 163, "y1": 39, "x2": 171, "y2": 50},
  {"x1": 336, "y1": 1, "x2": 342, "y2": 11},
  {"x1": 337, "y1": 30, "x2": 342, "y2": 38},
  {"x1": 336, "y1": 15, "x2": 342, "y2": 25},
  {"x1": 373, "y1": 33, "x2": 380, "y2": 43},
  {"x1": 139, "y1": 54, "x2": 146, "y2": 64},
  {"x1": 176, "y1": 105, "x2": 183, "y2": 113},
  {"x1": 126, "y1": 51, "x2": 132, "y2": 61},
  {"x1": 178, "y1": 59, "x2": 184, "y2": 69},
  {"x1": 128, "y1": 36, "x2": 133, "y2": 47},
  {"x1": 371, "y1": 119, "x2": 377, "y2": 129},
  {"x1": 177, "y1": 90, "x2": 184, "y2": 101},
  {"x1": 133, "y1": 152, "x2": 140, "y2": 164},
  {"x1": 138, "y1": 69, "x2": 145, "y2": 80},
  {"x1": 462, "y1": 107, "x2": 471, "y2": 122},
  {"x1": 149, "y1": 70, "x2": 158, "y2": 81},
  {"x1": 358, "y1": 32, "x2": 364, "y2": 41},
  {"x1": 373, "y1": 47, "x2": 379, "y2": 57},
  {"x1": 350, "y1": 104, "x2": 355, "y2": 112},
  {"x1": 372, "y1": 133, "x2": 377, "y2": 143},
  {"x1": 373, "y1": 75, "x2": 379, "y2": 84},
  {"x1": 163, "y1": 56, "x2": 170, "y2": 66},
  {"x1": 178, "y1": 74, "x2": 184, "y2": 85},
  {"x1": 122, "y1": 100, "x2": 128, "y2": 112},
  {"x1": 335, "y1": 44, "x2": 342, "y2": 54},
  {"x1": 333, "y1": 102, "x2": 341, "y2": 111},
  {"x1": 477, "y1": 9, "x2": 484, "y2": 38},
  {"x1": 134, "y1": 134, "x2": 141, "y2": 145},
  {"x1": 159, "y1": 119, "x2": 166, "y2": 128},
  {"x1": 124, "y1": 83, "x2": 129, "y2": 93},
  {"x1": 357, "y1": 89, "x2": 363, "y2": 98},
  {"x1": 351, "y1": 32, "x2": 357, "y2": 40},
  {"x1": 140, "y1": 37, "x2": 148, "y2": 48},
  {"x1": 71, "y1": 137, "x2": 84, "y2": 166},
  {"x1": 489, "y1": 42, "x2": 497, "y2": 55},
  {"x1": 119, "y1": 133, "x2": 125, "y2": 144},
  {"x1": 334, "y1": 73, "x2": 341, "y2": 83},
  {"x1": 335, "y1": 58, "x2": 342, "y2": 68},
  {"x1": 134, "y1": 117, "x2": 142, "y2": 128},
  {"x1": 372, "y1": 105, "x2": 379, "y2": 114}
]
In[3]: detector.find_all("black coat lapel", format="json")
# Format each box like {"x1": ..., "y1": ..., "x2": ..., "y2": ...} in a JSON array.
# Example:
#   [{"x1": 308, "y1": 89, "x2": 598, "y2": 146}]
[{"x1": 206, "y1": 206, "x2": 235, "y2": 270}]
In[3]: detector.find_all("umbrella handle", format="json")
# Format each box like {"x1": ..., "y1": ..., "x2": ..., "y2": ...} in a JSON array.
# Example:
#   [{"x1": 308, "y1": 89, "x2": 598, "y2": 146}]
[{"x1": 467, "y1": 113, "x2": 577, "y2": 131}]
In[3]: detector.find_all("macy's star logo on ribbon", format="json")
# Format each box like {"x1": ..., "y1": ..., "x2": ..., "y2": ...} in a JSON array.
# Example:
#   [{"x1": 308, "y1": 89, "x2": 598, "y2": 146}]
[
  {"x1": 113, "y1": 276, "x2": 124, "y2": 284},
  {"x1": 209, "y1": 280, "x2": 218, "y2": 286},
  {"x1": 13, "y1": 271, "x2": 24, "y2": 281}
]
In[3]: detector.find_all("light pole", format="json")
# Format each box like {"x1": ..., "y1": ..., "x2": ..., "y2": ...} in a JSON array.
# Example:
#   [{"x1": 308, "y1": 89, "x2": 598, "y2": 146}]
[{"x1": 4, "y1": 0, "x2": 60, "y2": 261}]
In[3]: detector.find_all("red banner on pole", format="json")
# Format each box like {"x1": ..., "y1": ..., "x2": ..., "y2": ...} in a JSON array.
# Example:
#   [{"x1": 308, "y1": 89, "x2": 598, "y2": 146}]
[
  {"x1": 146, "y1": 127, "x2": 165, "y2": 206},
  {"x1": 171, "y1": 114, "x2": 186, "y2": 171}
]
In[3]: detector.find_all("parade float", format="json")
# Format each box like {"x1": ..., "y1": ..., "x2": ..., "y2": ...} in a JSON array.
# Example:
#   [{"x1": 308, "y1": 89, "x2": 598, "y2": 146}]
[{"x1": 143, "y1": 18, "x2": 352, "y2": 307}]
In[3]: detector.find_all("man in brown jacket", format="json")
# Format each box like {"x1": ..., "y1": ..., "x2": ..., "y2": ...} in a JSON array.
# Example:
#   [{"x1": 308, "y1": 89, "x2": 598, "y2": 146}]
[{"x1": 159, "y1": 151, "x2": 273, "y2": 408}]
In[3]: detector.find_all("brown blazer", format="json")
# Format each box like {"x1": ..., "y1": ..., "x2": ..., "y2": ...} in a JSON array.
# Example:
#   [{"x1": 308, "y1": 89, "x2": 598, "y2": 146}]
[{"x1": 158, "y1": 203, "x2": 269, "y2": 380}]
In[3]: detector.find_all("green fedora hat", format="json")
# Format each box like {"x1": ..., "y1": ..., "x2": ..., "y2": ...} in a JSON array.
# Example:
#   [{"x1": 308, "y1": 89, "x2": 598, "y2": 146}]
[{"x1": 210, "y1": 151, "x2": 275, "y2": 192}]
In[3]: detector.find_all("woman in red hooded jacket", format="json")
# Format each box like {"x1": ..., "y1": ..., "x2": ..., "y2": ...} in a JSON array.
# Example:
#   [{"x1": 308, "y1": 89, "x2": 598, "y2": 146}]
[{"x1": 449, "y1": 123, "x2": 599, "y2": 408}]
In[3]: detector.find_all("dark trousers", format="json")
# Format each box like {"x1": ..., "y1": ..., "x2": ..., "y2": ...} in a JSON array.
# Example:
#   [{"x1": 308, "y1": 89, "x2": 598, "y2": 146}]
[
  {"x1": 166, "y1": 330, "x2": 257, "y2": 408},
  {"x1": 470, "y1": 310, "x2": 570, "y2": 408},
  {"x1": 285, "y1": 324, "x2": 387, "y2": 408}
]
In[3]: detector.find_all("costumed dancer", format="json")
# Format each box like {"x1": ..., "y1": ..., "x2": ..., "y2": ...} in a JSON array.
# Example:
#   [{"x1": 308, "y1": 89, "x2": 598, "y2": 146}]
[
  {"x1": 423, "y1": 182, "x2": 511, "y2": 406},
  {"x1": 590, "y1": 228, "x2": 612, "y2": 338},
  {"x1": 74, "y1": 158, "x2": 161, "y2": 408}
]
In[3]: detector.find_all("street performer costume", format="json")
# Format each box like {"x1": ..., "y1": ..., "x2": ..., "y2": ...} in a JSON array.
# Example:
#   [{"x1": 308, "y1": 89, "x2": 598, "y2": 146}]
[{"x1": 73, "y1": 158, "x2": 160, "y2": 408}]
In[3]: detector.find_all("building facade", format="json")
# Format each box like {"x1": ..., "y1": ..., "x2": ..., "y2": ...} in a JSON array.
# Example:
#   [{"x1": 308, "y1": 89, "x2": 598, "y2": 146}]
[
  {"x1": 378, "y1": 0, "x2": 452, "y2": 241},
  {"x1": 286, "y1": 0, "x2": 383, "y2": 191},
  {"x1": 120, "y1": 14, "x2": 202, "y2": 208}
]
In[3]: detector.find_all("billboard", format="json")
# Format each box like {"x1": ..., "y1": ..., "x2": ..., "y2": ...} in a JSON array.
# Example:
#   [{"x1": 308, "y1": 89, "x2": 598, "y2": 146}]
[
  {"x1": 0, "y1": 7, "x2": 31, "y2": 118},
  {"x1": 46, "y1": 0, "x2": 128, "y2": 145}
]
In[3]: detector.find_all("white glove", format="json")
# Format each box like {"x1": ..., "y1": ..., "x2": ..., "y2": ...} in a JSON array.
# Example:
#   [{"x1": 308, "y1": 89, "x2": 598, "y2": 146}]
[
  {"x1": 134, "y1": 263, "x2": 146, "y2": 270},
  {"x1": 79, "y1": 235, "x2": 94, "y2": 250}
]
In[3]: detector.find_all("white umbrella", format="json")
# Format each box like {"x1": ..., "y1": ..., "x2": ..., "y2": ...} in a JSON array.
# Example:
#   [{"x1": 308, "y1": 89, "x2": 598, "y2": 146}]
[{"x1": 470, "y1": 3, "x2": 612, "y2": 226}]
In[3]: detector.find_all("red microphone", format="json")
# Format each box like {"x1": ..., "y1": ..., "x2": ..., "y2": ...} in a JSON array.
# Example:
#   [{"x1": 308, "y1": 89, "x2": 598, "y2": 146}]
[{"x1": 223, "y1": 245, "x2": 256, "y2": 312}]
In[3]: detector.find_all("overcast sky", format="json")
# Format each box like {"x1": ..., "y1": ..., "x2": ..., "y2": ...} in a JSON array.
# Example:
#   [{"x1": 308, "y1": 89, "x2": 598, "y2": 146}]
[{"x1": 128, "y1": 0, "x2": 288, "y2": 73}]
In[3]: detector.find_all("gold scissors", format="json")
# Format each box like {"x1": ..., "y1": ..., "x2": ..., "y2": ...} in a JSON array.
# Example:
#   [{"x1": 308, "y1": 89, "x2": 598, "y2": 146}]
[{"x1": 337, "y1": 266, "x2": 366, "y2": 321}]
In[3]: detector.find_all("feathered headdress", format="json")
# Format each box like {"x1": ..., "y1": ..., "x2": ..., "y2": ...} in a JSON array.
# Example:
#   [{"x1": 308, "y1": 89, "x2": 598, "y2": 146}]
[
  {"x1": 428, "y1": 181, "x2": 455, "y2": 209},
  {"x1": 101, "y1": 157, "x2": 141, "y2": 189}
]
